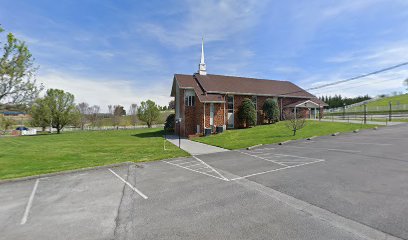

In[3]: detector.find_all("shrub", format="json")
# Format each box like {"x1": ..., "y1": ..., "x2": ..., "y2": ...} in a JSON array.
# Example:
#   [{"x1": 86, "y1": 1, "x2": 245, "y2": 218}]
[
  {"x1": 164, "y1": 113, "x2": 175, "y2": 132},
  {"x1": 263, "y1": 98, "x2": 280, "y2": 124},
  {"x1": 238, "y1": 98, "x2": 256, "y2": 128}
]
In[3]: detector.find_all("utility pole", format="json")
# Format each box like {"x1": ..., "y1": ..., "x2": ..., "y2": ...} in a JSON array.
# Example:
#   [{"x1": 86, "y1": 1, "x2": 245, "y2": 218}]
[
  {"x1": 363, "y1": 104, "x2": 367, "y2": 124},
  {"x1": 389, "y1": 101, "x2": 392, "y2": 122},
  {"x1": 343, "y1": 103, "x2": 346, "y2": 120}
]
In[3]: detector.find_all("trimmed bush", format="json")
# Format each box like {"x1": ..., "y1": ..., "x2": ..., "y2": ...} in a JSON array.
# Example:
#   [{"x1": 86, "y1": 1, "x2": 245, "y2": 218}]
[
  {"x1": 263, "y1": 98, "x2": 280, "y2": 123},
  {"x1": 164, "y1": 113, "x2": 175, "y2": 132},
  {"x1": 238, "y1": 98, "x2": 256, "y2": 128}
]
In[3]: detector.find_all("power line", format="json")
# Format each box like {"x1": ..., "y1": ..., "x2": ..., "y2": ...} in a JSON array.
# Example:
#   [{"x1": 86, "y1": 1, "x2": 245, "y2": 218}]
[{"x1": 281, "y1": 61, "x2": 408, "y2": 96}]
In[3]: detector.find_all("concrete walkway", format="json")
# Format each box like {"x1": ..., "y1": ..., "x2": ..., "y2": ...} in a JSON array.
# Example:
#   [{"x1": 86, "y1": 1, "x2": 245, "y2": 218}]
[
  {"x1": 315, "y1": 118, "x2": 405, "y2": 126},
  {"x1": 165, "y1": 135, "x2": 228, "y2": 155}
]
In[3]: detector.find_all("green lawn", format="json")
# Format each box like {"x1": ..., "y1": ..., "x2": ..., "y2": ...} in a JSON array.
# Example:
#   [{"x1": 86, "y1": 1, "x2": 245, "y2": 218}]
[
  {"x1": 366, "y1": 94, "x2": 408, "y2": 107},
  {"x1": 193, "y1": 121, "x2": 377, "y2": 150},
  {"x1": 0, "y1": 128, "x2": 188, "y2": 180}
]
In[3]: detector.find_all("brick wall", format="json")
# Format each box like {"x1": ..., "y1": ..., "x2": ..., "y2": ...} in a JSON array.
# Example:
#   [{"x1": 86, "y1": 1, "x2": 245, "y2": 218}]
[{"x1": 203, "y1": 102, "x2": 225, "y2": 131}]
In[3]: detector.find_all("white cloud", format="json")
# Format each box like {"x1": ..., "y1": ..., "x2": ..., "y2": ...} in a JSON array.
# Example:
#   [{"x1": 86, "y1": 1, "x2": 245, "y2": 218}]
[
  {"x1": 138, "y1": 0, "x2": 267, "y2": 48},
  {"x1": 39, "y1": 70, "x2": 173, "y2": 112}
]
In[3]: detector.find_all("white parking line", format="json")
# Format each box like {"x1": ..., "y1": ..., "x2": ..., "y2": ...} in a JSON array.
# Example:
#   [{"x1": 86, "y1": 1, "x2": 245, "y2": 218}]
[
  {"x1": 230, "y1": 160, "x2": 325, "y2": 180},
  {"x1": 282, "y1": 145, "x2": 361, "y2": 153},
  {"x1": 239, "y1": 151, "x2": 289, "y2": 167},
  {"x1": 163, "y1": 160, "x2": 228, "y2": 181},
  {"x1": 108, "y1": 169, "x2": 148, "y2": 199},
  {"x1": 273, "y1": 153, "x2": 325, "y2": 161},
  {"x1": 326, "y1": 141, "x2": 391, "y2": 146},
  {"x1": 192, "y1": 156, "x2": 229, "y2": 181},
  {"x1": 21, "y1": 179, "x2": 39, "y2": 225},
  {"x1": 183, "y1": 163, "x2": 202, "y2": 168}
]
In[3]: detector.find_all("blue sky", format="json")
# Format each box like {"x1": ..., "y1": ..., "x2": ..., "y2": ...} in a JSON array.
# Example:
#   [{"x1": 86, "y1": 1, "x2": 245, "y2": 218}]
[{"x1": 1, "y1": 0, "x2": 408, "y2": 110}]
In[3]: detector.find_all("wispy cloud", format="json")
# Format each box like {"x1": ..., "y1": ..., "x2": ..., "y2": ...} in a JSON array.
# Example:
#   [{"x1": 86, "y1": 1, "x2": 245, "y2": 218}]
[{"x1": 138, "y1": 0, "x2": 267, "y2": 48}]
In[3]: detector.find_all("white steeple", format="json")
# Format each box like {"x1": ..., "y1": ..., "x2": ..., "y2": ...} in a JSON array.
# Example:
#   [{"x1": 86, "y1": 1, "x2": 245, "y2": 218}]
[{"x1": 198, "y1": 37, "x2": 207, "y2": 75}]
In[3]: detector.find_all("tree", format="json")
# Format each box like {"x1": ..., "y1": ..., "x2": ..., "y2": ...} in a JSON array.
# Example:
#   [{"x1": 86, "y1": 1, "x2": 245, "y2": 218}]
[
  {"x1": 0, "y1": 115, "x2": 15, "y2": 133},
  {"x1": 137, "y1": 100, "x2": 159, "y2": 128},
  {"x1": 0, "y1": 25, "x2": 43, "y2": 105},
  {"x1": 263, "y1": 98, "x2": 280, "y2": 124},
  {"x1": 404, "y1": 78, "x2": 408, "y2": 92},
  {"x1": 88, "y1": 105, "x2": 100, "y2": 127},
  {"x1": 238, "y1": 98, "x2": 256, "y2": 128},
  {"x1": 168, "y1": 100, "x2": 175, "y2": 110},
  {"x1": 113, "y1": 105, "x2": 125, "y2": 127},
  {"x1": 30, "y1": 97, "x2": 50, "y2": 131},
  {"x1": 77, "y1": 102, "x2": 90, "y2": 130},
  {"x1": 44, "y1": 89, "x2": 77, "y2": 134},
  {"x1": 283, "y1": 109, "x2": 307, "y2": 136},
  {"x1": 128, "y1": 103, "x2": 138, "y2": 126}
]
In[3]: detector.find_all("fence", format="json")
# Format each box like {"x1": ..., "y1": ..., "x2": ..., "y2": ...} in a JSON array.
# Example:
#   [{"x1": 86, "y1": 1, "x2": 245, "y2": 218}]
[{"x1": 325, "y1": 104, "x2": 408, "y2": 114}]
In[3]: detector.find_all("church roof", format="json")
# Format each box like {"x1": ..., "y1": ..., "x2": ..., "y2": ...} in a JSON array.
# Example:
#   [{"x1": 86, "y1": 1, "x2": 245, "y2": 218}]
[{"x1": 172, "y1": 73, "x2": 319, "y2": 101}]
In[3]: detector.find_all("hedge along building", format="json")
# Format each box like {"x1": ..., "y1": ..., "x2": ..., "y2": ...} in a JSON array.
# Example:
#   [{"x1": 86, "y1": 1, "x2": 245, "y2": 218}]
[{"x1": 170, "y1": 40, "x2": 328, "y2": 137}]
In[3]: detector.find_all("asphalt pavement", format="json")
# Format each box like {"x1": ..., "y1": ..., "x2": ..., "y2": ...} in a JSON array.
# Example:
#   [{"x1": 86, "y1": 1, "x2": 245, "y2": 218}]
[{"x1": 1, "y1": 124, "x2": 407, "y2": 240}]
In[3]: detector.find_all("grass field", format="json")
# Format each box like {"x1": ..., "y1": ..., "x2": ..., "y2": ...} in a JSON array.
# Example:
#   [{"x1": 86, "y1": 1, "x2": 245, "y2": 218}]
[
  {"x1": 326, "y1": 94, "x2": 408, "y2": 115},
  {"x1": 365, "y1": 94, "x2": 408, "y2": 107},
  {"x1": 0, "y1": 128, "x2": 188, "y2": 180},
  {"x1": 193, "y1": 121, "x2": 377, "y2": 150}
]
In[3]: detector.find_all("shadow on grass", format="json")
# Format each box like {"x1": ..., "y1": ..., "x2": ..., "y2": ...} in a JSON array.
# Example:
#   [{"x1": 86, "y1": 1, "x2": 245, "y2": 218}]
[{"x1": 132, "y1": 129, "x2": 166, "y2": 138}]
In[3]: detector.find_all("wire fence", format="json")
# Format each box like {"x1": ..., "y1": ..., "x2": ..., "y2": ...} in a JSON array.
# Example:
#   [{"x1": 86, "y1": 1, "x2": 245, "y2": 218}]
[{"x1": 325, "y1": 104, "x2": 408, "y2": 114}]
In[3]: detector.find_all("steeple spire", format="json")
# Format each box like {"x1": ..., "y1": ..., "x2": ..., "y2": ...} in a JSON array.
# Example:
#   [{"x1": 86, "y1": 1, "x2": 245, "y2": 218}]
[{"x1": 198, "y1": 37, "x2": 207, "y2": 75}]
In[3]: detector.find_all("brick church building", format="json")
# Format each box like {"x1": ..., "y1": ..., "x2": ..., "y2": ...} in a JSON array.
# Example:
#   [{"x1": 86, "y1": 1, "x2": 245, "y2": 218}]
[{"x1": 171, "y1": 40, "x2": 327, "y2": 137}]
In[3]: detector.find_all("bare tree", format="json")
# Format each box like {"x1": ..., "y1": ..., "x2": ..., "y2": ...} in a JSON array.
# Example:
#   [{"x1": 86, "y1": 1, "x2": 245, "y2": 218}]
[
  {"x1": 88, "y1": 105, "x2": 100, "y2": 127},
  {"x1": 283, "y1": 109, "x2": 307, "y2": 136},
  {"x1": 77, "y1": 102, "x2": 90, "y2": 130},
  {"x1": 113, "y1": 105, "x2": 125, "y2": 127},
  {"x1": 404, "y1": 78, "x2": 408, "y2": 92},
  {"x1": 128, "y1": 103, "x2": 138, "y2": 126}
]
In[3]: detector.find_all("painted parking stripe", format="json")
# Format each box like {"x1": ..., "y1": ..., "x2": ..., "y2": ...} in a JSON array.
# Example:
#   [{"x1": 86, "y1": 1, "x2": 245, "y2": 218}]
[
  {"x1": 108, "y1": 169, "x2": 148, "y2": 199},
  {"x1": 239, "y1": 151, "x2": 289, "y2": 167},
  {"x1": 163, "y1": 160, "x2": 228, "y2": 181},
  {"x1": 21, "y1": 179, "x2": 39, "y2": 225},
  {"x1": 273, "y1": 153, "x2": 325, "y2": 161},
  {"x1": 324, "y1": 141, "x2": 391, "y2": 146},
  {"x1": 230, "y1": 160, "x2": 325, "y2": 181},
  {"x1": 282, "y1": 145, "x2": 361, "y2": 153},
  {"x1": 192, "y1": 156, "x2": 229, "y2": 181}
]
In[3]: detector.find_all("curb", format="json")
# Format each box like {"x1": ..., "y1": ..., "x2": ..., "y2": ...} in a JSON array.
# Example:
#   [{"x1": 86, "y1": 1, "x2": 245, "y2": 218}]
[
  {"x1": 0, "y1": 161, "x2": 136, "y2": 185},
  {"x1": 307, "y1": 136, "x2": 317, "y2": 140},
  {"x1": 279, "y1": 140, "x2": 292, "y2": 145},
  {"x1": 247, "y1": 144, "x2": 263, "y2": 150},
  {"x1": 331, "y1": 132, "x2": 340, "y2": 136}
]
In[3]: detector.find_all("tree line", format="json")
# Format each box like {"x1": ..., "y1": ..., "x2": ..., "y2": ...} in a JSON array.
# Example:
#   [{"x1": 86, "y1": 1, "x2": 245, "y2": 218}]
[{"x1": 318, "y1": 95, "x2": 371, "y2": 109}]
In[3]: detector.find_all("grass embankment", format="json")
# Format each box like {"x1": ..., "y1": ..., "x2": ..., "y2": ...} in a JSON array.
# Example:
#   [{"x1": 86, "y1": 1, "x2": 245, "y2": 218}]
[
  {"x1": 366, "y1": 94, "x2": 408, "y2": 107},
  {"x1": 193, "y1": 121, "x2": 376, "y2": 150},
  {"x1": 0, "y1": 128, "x2": 188, "y2": 180},
  {"x1": 326, "y1": 94, "x2": 408, "y2": 115}
]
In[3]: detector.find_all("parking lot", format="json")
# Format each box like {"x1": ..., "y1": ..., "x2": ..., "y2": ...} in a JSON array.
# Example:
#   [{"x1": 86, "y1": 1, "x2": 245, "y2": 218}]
[{"x1": 1, "y1": 124, "x2": 408, "y2": 240}]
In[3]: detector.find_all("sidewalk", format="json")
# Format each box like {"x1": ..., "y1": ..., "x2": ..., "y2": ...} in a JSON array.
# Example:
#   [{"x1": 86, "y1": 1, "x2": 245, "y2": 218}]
[
  {"x1": 165, "y1": 135, "x2": 228, "y2": 156},
  {"x1": 315, "y1": 118, "x2": 404, "y2": 126}
]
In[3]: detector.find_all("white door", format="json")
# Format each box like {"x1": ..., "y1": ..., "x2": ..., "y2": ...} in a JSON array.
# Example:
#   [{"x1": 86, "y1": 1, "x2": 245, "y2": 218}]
[
  {"x1": 227, "y1": 95, "x2": 234, "y2": 128},
  {"x1": 210, "y1": 103, "x2": 214, "y2": 126}
]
